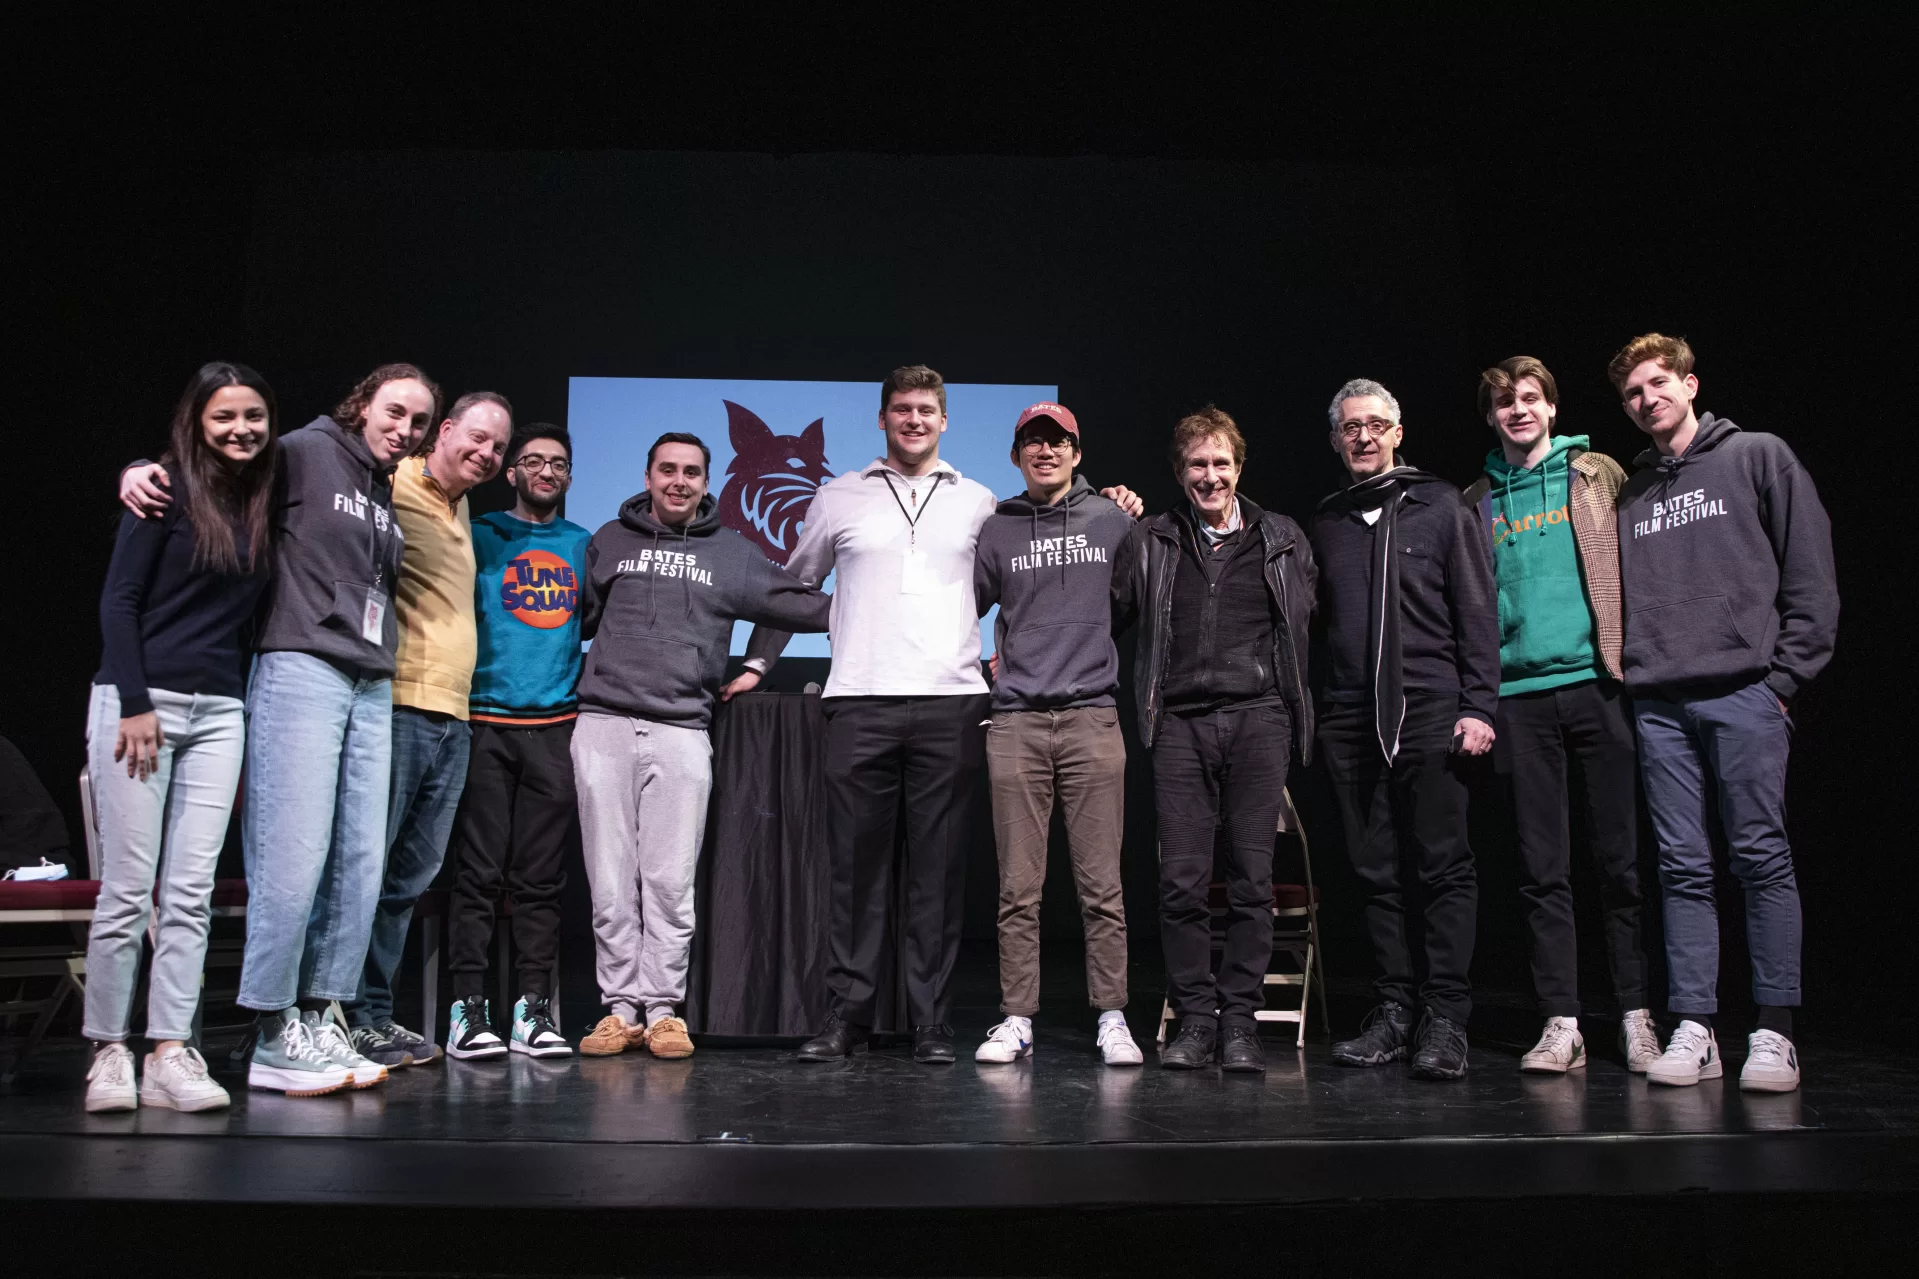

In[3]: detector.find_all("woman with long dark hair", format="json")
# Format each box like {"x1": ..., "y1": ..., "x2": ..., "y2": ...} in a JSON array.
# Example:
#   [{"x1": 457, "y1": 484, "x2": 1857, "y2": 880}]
[
  {"x1": 84, "y1": 362, "x2": 279, "y2": 1112},
  {"x1": 119, "y1": 362, "x2": 440, "y2": 1097}
]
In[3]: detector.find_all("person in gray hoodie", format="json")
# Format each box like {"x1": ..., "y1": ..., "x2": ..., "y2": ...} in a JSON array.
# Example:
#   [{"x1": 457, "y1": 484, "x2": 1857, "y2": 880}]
[
  {"x1": 571, "y1": 432, "x2": 831, "y2": 1060},
  {"x1": 1610, "y1": 333, "x2": 1838, "y2": 1095},
  {"x1": 118, "y1": 362, "x2": 443, "y2": 1097},
  {"x1": 971, "y1": 402, "x2": 1144, "y2": 1068}
]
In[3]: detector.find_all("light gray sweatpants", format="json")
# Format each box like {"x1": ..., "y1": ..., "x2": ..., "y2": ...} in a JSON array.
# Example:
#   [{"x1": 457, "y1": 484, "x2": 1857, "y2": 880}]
[{"x1": 571, "y1": 712, "x2": 712, "y2": 1022}]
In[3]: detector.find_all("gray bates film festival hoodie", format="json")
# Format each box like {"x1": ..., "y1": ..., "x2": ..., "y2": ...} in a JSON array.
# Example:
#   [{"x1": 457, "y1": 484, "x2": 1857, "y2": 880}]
[
  {"x1": 578, "y1": 491, "x2": 830, "y2": 727},
  {"x1": 973, "y1": 475, "x2": 1135, "y2": 711},
  {"x1": 1616, "y1": 413, "x2": 1838, "y2": 702}
]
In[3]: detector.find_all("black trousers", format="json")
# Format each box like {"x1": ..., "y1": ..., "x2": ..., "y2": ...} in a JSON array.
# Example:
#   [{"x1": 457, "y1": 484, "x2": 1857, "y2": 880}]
[
  {"x1": 1319, "y1": 695, "x2": 1478, "y2": 1024},
  {"x1": 821, "y1": 694, "x2": 989, "y2": 1028},
  {"x1": 446, "y1": 719, "x2": 576, "y2": 1001},
  {"x1": 1152, "y1": 703, "x2": 1292, "y2": 1028},
  {"x1": 1494, "y1": 679, "x2": 1649, "y2": 1017}
]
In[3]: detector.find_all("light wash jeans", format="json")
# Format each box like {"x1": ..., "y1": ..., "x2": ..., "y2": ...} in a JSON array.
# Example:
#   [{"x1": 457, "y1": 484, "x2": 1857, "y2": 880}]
[
  {"x1": 236, "y1": 651, "x2": 392, "y2": 1012},
  {"x1": 572, "y1": 712, "x2": 711, "y2": 1022},
  {"x1": 81, "y1": 684, "x2": 246, "y2": 1043},
  {"x1": 349, "y1": 705, "x2": 470, "y2": 1027}
]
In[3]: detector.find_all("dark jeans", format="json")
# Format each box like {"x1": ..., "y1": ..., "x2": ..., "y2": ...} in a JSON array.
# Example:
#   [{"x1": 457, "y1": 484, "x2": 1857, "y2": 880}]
[
  {"x1": 821, "y1": 694, "x2": 989, "y2": 1028},
  {"x1": 1319, "y1": 695, "x2": 1477, "y2": 1025},
  {"x1": 1494, "y1": 680, "x2": 1649, "y2": 1017},
  {"x1": 446, "y1": 719, "x2": 576, "y2": 1002},
  {"x1": 1635, "y1": 680, "x2": 1800, "y2": 1016},
  {"x1": 1152, "y1": 703, "x2": 1291, "y2": 1029},
  {"x1": 349, "y1": 706, "x2": 470, "y2": 1027}
]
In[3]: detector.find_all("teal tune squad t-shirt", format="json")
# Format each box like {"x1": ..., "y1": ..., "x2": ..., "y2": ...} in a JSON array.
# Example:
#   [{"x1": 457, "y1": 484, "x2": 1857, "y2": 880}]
[{"x1": 469, "y1": 511, "x2": 590, "y2": 722}]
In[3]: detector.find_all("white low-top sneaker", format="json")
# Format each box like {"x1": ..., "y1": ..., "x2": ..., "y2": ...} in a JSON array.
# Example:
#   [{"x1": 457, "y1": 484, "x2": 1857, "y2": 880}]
[
  {"x1": 1619, "y1": 1008, "x2": 1662, "y2": 1073},
  {"x1": 141, "y1": 1046, "x2": 231, "y2": 1112},
  {"x1": 85, "y1": 1042, "x2": 137, "y2": 1112},
  {"x1": 1646, "y1": 1020, "x2": 1721, "y2": 1086},
  {"x1": 974, "y1": 1016, "x2": 1033, "y2": 1063},
  {"x1": 1740, "y1": 1030, "x2": 1801, "y2": 1093},
  {"x1": 1097, "y1": 1018, "x2": 1144, "y2": 1067},
  {"x1": 1521, "y1": 1016, "x2": 1586, "y2": 1073}
]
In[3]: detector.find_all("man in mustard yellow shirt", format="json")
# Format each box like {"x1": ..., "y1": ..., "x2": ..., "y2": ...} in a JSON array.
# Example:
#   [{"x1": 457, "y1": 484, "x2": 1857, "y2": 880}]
[{"x1": 345, "y1": 391, "x2": 512, "y2": 1066}]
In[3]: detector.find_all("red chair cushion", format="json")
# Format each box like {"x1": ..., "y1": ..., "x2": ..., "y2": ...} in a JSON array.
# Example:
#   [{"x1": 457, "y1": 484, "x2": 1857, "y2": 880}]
[{"x1": 0, "y1": 879, "x2": 102, "y2": 910}]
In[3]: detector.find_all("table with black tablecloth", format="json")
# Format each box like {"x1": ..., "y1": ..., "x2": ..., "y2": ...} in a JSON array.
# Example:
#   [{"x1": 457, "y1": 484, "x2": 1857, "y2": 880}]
[{"x1": 686, "y1": 692, "x2": 916, "y2": 1036}]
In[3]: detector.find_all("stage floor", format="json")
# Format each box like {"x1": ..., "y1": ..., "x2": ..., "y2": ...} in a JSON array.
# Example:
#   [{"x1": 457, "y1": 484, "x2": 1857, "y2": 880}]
[{"x1": 5, "y1": 1013, "x2": 1918, "y2": 1210}]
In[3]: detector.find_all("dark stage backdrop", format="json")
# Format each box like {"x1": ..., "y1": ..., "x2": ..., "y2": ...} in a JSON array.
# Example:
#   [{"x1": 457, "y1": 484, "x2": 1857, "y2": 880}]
[{"x1": 19, "y1": 147, "x2": 1904, "y2": 1036}]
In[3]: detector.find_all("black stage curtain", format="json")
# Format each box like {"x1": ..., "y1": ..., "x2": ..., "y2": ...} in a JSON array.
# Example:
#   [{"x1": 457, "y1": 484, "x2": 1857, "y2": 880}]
[{"x1": 688, "y1": 692, "x2": 916, "y2": 1037}]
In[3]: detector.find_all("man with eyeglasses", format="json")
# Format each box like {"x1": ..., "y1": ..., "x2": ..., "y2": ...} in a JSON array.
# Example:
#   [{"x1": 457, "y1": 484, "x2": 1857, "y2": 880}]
[
  {"x1": 1312, "y1": 378, "x2": 1498, "y2": 1081},
  {"x1": 439, "y1": 424, "x2": 590, "y2": 1059}
]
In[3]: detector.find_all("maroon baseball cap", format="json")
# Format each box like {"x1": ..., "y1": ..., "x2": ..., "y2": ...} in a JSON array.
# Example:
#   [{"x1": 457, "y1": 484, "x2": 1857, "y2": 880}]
[{"x1": 1013, "y1": 401, "x2": 1080, "y2": 443}]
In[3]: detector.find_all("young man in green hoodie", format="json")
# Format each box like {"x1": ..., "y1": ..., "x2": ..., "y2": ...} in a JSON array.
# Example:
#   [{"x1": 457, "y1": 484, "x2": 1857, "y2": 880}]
[{"x1": 1464, "y1": 357, "x2": 1659, "y2": 1076}]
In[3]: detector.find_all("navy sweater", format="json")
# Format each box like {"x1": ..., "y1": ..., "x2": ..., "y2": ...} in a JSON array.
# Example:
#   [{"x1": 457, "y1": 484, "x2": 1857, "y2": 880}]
[{"x1": 95, "y1": 466, "x2": 270, "y2": 715}]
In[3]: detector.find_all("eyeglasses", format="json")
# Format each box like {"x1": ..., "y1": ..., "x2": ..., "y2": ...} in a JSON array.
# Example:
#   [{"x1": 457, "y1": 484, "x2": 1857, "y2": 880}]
[
  {"x1": 1019, "y1": 437, "x2": 1075, "y2": 453},
  {"x1": 514, "y1": 455, "x2": 571, "y2": 476},
  {"x1": 1336, "y1": 418, "x2": 1397, "y2": 441}
]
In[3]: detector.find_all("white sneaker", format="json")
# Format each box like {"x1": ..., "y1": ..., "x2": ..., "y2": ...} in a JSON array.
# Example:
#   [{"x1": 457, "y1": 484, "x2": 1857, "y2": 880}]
[
  {"x1": 311, "y1": 1006, "x2": 387, "y2": 1088},
  {"x1": 1520, "y1": 1016, "x2": 1586, "y2": 1073},
  {"x1": 974, "y1": 1016, "x2": 1033, "y2": 1063},
  {"x1": 84, "y1": 1042, "x2": 137, "y2": 1112},
  {"x1": 1619, "y1": 1008, "x2": 1662, "y2": 1073},
  {"x1": 1097, "y1": 1018, "x2": 1144, "y2": 1067},
  {"x1": 140, "y1": 1046, "x2": 231, "y2": 1111},
  {"x1": 1646, "y1": 1020, "x2": 1721, "y2": 1086},
  {"x1": 1740, "y1": 1030, "x2": 1801, "y2": 1093}
]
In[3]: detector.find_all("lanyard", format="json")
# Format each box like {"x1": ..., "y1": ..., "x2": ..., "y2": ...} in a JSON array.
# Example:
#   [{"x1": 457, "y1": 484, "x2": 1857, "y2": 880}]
[{"x1": 880, "y1": 470, "x2": 941, "y2": 547}]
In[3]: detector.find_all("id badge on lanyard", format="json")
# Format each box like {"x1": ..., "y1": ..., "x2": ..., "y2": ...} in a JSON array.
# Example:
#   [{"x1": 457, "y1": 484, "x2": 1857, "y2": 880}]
[{"x1": 362, "y1": 586, "x2": 389, "y2": 644}]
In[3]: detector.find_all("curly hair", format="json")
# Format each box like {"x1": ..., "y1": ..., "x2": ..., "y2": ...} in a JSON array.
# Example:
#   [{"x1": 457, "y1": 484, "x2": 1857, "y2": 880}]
[
  {"x1": 332, "y1": 363, "x2": 443, "y2": 434},
  {"x1": 1168, "y1": 405, "x2": 1245, "y2": 472}
]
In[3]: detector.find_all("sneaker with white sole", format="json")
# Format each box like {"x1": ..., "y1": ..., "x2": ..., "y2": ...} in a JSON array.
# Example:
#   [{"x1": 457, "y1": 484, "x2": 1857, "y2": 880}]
[
  {"x1": 1521, "y1": 1016, "x2": 1586, "y2": 1073},
  {"x1": 248, "y1": 1009, "x2": 353, "y2": 1096},
  {"x1": 313, "y1": 1005, "x2": 387, "y2": 1088},
  {"x1": 348, "y1": 1021, "x2": 412, "y2": 1070},
  {"x1": 1740, "y1": 1030, "x2": 1801, "y2": 1093},
  {"x1": 1646, "y1": 1020, "x2": 1721, "y2": 1087},
  {"x1": 974, "y1": 1016, "x2": 1034, "y2": 1063},
  {"x1": 511, "y1": 996, "x2": 573, "y2": 1058},
  {"x1": 1619, "y1": 1008, "x2": 1662, "y2": 1073},
  {"x1": 85, "y1": 1042, "x2": 138, "y2": 1112},
  {"x1": 377, "y1": 1019, "x2": 441, "y2": 1065},
  {"x1": 140, "y1": 1046, "x2": 231, "y2": 1111},
  {"x1": 448, "y1": 998, "x2": 508, "y2": 1060},
  {"x1": 1097, "y1": 1018, "x2": 1145, "y2": 1067}
]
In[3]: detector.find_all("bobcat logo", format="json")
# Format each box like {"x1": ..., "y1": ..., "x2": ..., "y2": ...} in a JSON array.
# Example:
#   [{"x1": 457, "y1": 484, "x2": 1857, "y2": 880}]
[{"x1": 717, "y1": 400, "x2": 833, "y2": 564}]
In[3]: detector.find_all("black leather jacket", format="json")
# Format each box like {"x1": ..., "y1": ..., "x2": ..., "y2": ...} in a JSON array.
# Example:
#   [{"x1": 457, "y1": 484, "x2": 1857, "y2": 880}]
[{"x1": 1113, "y1": 500, "x2": 1317, "y2": 760}]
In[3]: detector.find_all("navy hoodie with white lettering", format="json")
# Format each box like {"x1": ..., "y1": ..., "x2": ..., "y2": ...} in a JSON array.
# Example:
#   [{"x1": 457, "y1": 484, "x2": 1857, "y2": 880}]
[
  {"x1": 578, "y1": 492, "x2": 831, "y2": 727},
  {"x1": 1617, "y1": 413, "x2": 1838, "y2": 702},
  {"x1": 255, "y1": 416, "x2": 408, "y2": 675},
  {"x1": 973, "y1": 475, "x2": 1134, "y2": 711}
]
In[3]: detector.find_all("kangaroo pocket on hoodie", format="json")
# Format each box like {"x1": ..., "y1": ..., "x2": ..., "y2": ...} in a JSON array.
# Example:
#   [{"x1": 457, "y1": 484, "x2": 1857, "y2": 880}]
[
  {"x1": 1624, "y1": 594, "x2": 1753, "y2": 684},
  {"x1": 584, "y1": 629, "x2": 703, "y2": 714},
  {"x1": 319, "y1": 579, "x2": 395, "y2": 652},
  {"x1": 1000, "y1": 621, "x2": 1113, "y2": 704}
]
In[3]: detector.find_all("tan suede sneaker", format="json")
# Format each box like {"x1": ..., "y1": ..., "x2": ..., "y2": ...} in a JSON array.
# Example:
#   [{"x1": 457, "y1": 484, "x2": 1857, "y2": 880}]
[
  {"x1": 645, "y1": 1015, "x2": 695, "y2": 1059},
  {"x1": 580, "y1": 1014, "x2": 645, "y2": 1057}
]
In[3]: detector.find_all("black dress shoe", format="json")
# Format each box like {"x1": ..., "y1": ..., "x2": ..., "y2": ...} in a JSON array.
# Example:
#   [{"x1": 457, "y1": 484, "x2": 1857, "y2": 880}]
[
  {"x1": 913, "y1": 1024, "x2": 957, "y2": 1064},
  {"x1": 1159, "y1": 1020, "x2": 1217, "y2": 1070},
  {"x1": 1220, "y1": 1024, "x2": 1266, "y2": 1073},
  {"x1": 1410, "y1": 1010, "x2": 1469, "y2": 1080},
  {"x1": 1331, "y1": 1001, "x2": 1414, "y2": 1067},
  {"x1": 797, "y1": 1011, "x2": 869, "y2": 1061}
]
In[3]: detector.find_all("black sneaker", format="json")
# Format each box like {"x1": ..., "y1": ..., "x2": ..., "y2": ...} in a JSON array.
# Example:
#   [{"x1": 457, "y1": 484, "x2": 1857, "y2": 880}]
[
  {"x1": 348, "y1": 1021, "x2": 412, "y2": 1070},
  {"x1": 913, "y1": 1024, "x2": 957, "y2": 1065},
  {"x1": 1332, "y1": 1001, "x2": 1414, "y2": 1067},
  {"x1": 1159, "y1": 1020, "x2": 1217, "y2": 1070},
  {"x1": 797, "y1": 1010, "x2": 869, "y2": 1061},
  {"x1": 1410, "y1": 1010, "x2": 1469, "y2": 1080},
  {"x1": 1220, "y1": 1024, "x2": 1266, "y2": 1073},
  {"x1": 378, "y1": 1018, "x2": 441, "y2": 1065}
]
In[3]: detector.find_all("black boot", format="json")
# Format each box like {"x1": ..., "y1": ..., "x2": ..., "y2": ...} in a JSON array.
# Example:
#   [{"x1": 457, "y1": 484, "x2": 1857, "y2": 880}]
[
  {"x1": 1410, "y1": 1010, "x2": 1470, "y2": 1080},
  {"x1": 1159, "y1": 1020, "x2": 1217, "y2": 1070},
  {"x1": 796, "y1": 1010, "x2": 869, "y2": 1062},
  {"x1": 1332, "y1": 1001, "x2": 1414, "y2": 1067},
  {"x1": 913, "y1": 1024, "x2": 957, "y2": 1064},
  {"x1": 1220, "y1": 1024, "x2": 1266, "y2": 1073}
]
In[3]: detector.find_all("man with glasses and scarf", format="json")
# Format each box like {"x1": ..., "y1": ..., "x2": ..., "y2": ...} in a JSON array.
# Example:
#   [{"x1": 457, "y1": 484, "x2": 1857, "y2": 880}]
[{"x1": 1311, "y1": 378, "x2": 1499, "y2": 1081}]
